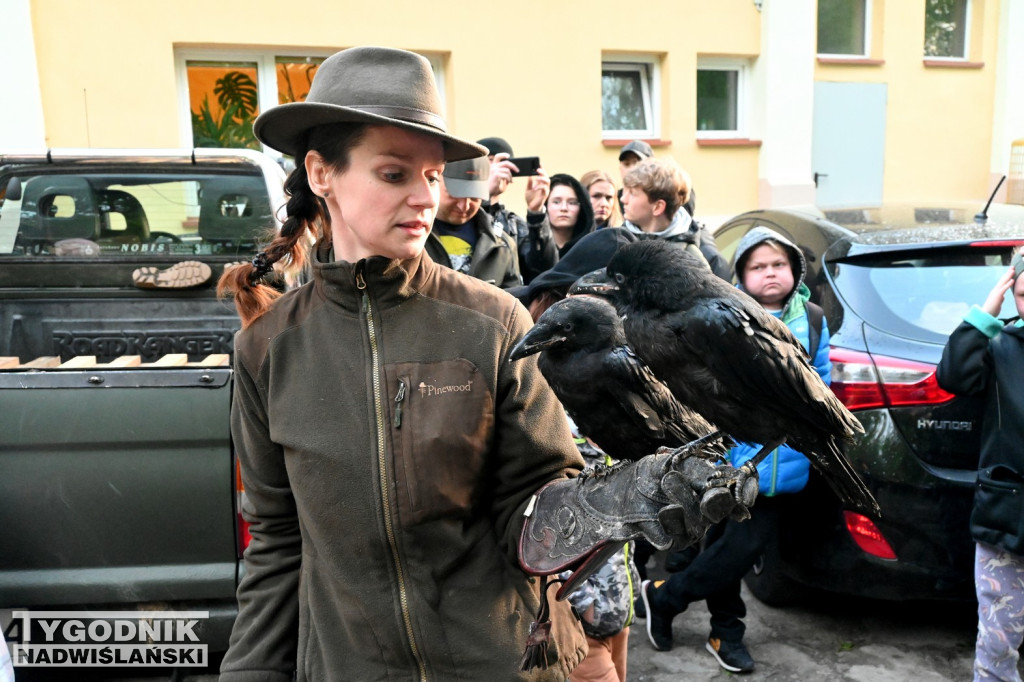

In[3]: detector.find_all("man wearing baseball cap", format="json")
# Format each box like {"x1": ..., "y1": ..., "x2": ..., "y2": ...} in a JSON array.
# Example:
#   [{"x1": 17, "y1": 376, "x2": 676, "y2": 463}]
[
  {"x1": 425, "y1": 155, "x2": 523, "y2": 289},
  {"x1": 617, "y1": 140, "x2": 653, "y2": 220},
  {"x1": 618, "y1": 139, "x2": 653, "y2": 173}
]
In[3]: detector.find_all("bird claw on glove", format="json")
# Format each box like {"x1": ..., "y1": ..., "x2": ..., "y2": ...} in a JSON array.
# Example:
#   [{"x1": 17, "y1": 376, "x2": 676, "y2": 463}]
[{"x1": 674, "y1": 454, "x2": 761, "y2": 523}]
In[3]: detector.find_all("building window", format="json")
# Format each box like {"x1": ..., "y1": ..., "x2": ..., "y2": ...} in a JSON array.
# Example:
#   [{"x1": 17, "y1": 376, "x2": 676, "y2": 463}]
[
  {"x1": 185, "y1": 60, "x2": 263, "y2": 151},
  {"x1": 177, "y1": 49, "x2": 443, "y2": 153},
  {"x1": 817, "y1": 0, "x2": 870, "y2": 56},
  {"x1": 924, "y1": 0, "x2": 970, "y2": 58},
  {"x1": 275, "y1": 56, "x2": 325, "y2": 105},
  {"x1": 696, "y1": 58, "x2": 748, "y2": 138},
  {"x1": 601, "y1": 59, "x2": 658, "y2": 139}
]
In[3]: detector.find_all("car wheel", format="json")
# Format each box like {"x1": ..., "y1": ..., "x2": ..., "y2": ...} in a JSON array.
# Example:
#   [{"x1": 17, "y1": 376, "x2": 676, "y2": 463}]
[{"x1": 744, "y1": 531, "x2": 804, "y2": 606}]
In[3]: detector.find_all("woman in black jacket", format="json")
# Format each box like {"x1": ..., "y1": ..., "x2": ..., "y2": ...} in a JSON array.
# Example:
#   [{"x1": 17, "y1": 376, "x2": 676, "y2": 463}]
[{"x1": 544, "y1": 173, "x2": 596, "y2": 258}]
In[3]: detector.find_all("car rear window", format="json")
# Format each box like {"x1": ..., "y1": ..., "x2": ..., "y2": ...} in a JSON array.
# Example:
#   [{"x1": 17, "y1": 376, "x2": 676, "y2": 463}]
[
  {"x1": 830, "y1": 245, "x2": 1022, "y2": 342},
  {"x1": 0, "y1": 171, "x2": 274, "y2": 259}
]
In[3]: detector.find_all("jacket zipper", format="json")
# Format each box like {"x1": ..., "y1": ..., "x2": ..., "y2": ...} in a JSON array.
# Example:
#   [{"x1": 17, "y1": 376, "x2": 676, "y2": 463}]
[
  {"x1": 358, "y1": 266, "x2": 428, "y2": 681},
  {"x1": 395, "y1": 379, "x2": 406, "y2": 429}
]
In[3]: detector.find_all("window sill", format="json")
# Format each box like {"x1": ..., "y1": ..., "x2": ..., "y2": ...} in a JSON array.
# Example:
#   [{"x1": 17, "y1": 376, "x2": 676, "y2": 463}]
[
  {"x1": 602, "y1": 138, "x2": 672, "y2": 148},
  {"x1": 817, "y1": 57, "x2": 885, "y2": 66},
  {"x1": 696, "y1": 138, "x2": 762, "y2": 148},
  {"x1": 923, "y1": 59, "x2": 984, "y2": 69}
]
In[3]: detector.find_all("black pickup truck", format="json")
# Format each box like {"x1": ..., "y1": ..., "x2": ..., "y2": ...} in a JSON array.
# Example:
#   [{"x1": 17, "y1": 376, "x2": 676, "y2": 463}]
[{"x1": 0, "y1": 148, "x2": 287, "y2": 660}]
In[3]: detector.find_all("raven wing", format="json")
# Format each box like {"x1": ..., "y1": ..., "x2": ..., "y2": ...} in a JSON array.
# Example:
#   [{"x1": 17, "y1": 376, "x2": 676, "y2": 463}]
[
  {"x1": 668, "y1": 295, "x2": 860, "y2": 439},
  {"x1": 664, "y1": 296, "x2": 876, "y2": 515},
  {"x1": 604, "y1": 344, "x2": 723, "y2": 452}
]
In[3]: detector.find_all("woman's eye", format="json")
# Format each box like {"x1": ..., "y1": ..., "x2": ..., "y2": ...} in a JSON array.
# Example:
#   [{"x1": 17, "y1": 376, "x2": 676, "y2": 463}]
[{"x1": 382, "y1": 171, "x2": 404, "y2": 182}]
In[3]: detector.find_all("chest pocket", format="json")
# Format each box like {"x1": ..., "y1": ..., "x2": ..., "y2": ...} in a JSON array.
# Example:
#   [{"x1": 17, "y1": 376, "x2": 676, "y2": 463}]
[{"x1": 386, "y1": 359, "x2": 494, "y2": 527}]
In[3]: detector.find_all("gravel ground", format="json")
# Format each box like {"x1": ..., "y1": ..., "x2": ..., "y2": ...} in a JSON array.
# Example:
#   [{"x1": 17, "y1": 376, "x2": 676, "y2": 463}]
[{"x1": 625, "y1": 570, "x2": 985, "y2": 681}]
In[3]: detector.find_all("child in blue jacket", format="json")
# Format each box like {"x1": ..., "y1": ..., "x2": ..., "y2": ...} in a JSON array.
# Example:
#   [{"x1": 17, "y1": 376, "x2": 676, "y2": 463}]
[{"x1": 641, "y1": 226, "x2": 830, "y2": 674}]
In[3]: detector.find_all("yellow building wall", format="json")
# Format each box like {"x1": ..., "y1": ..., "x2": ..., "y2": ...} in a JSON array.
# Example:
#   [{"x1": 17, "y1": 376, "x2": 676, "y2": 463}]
[
  {"x1": 28, "y1": 0, "x2": 761, "y2": 216},
  {"x1": 815, "y1": 0, "x2": 1000, "y2": 203},
  {"x1": 28, "y1": 0, "x2": 1003, "y2": 214}
]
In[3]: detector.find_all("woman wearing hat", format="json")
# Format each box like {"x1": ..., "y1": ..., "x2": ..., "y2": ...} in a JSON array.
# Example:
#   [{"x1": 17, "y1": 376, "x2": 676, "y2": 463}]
[{"x1": 217, "y1": 46, "x2": 744, "y2": 681}]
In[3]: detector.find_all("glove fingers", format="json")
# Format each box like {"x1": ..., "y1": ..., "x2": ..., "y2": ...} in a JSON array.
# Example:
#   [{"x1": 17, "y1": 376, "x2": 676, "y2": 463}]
[
  {"x1": 637, "y1": 519, "x2": 673, "y2": 551},
  {"x1": 657, "y1": 502, "x2": 708, "y2": 548},
  {"x1": 661, "y1": 469, "x2": 695, "y2": 504},
  {"x1": 737, "y1": 475, "x2": 759, "y2": 508}
]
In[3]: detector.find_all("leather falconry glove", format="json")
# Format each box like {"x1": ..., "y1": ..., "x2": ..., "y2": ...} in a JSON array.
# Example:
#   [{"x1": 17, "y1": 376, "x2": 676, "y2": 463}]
[{"x1": 517, "y1": 435, "x2": 758, "y2": 671}]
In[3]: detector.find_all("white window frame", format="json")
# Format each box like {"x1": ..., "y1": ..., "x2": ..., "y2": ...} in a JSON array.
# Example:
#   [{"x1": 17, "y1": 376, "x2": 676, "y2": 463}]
[
  {"x1": 816, "y1": 0, "x2": 873, "y2": 59},
  {"x1": 601, "y1": 56, "x2": 660, "y2": 140},
  {"x1": 695, "y1": 57, "x2": 749, "y2": 140},
  {"x1": 174, "y1": 48, "x2": 446, "y2": 155},
  {"x1": 923, "y1": 0, "x2": 972, "y2": 60}
]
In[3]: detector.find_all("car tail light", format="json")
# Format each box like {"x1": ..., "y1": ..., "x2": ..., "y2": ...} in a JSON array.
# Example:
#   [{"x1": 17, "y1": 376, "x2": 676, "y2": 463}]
[
  {"x1": 235, "y1": 459, "x2": 252, "y2": 557},
  {"x1": 969, "y1": 240, "x2": 1024, "y2": 249},
  {"x1": 830, "y1": 348, "x2": 955, "y2": 411},
  {"x1": 843, "y1": 511, "x2": 897, "y2": 560}
]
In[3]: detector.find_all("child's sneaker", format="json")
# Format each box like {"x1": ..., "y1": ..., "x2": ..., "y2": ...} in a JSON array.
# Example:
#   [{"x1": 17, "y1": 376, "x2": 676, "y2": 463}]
[
  {"x1": 640, "y1": 579, "x2": 674, "y2": 651},
  {"x1": 132, "y1": 261, "x2": 212, "y2": 289},
  {"x1": 705, "y1": 636, "x2": 755, "y2": 673}
]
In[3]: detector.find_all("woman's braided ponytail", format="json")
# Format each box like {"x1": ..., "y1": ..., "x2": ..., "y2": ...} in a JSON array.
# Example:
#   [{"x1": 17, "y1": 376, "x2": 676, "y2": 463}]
[
  {"x1": 217, "y1": 154, "x2": 324, "y2": 327},
  {"x1": 217, "y1": 123, "x2": 368, "y2": 328}
]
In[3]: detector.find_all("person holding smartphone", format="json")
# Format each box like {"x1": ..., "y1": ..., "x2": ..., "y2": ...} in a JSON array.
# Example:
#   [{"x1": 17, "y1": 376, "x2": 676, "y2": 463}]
[{"x1": 477, "y1": 136, "x2": 557, "y2": 283}]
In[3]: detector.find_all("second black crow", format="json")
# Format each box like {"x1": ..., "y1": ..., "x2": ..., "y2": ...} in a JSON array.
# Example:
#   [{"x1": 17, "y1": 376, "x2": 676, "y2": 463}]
[
  {"x1": 571, "y1": 239, "x2": 880, "y2": 516},
  {"x1": 509, "y1": 295, "x2": 726, "y2": 463}
]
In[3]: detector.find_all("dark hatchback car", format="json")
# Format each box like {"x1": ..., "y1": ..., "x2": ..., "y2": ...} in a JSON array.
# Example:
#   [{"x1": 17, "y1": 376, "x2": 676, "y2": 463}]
[{"x1": 713, "y1": 204, "x2": 1024, "y2": 604}]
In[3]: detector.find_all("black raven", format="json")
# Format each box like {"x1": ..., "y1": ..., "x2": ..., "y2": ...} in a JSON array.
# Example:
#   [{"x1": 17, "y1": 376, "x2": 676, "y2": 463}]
[
  {"x1": 571, "y1": 239, "x2": 880, "y2": 516},
  {"x1": 509, "y1": 295, "x2": 727, "y2": 462}
]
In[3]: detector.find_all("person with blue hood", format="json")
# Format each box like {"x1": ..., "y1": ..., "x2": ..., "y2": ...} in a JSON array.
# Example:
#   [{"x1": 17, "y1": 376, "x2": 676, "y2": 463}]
[{"x1": 640, "y1": 225, "x2": 830, "y2": 674}]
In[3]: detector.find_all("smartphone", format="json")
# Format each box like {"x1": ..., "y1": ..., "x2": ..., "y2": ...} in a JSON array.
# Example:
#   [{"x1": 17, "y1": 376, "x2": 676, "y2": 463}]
[{"x1": 507, "y1": 156, "x2": 541, "y2": 177}]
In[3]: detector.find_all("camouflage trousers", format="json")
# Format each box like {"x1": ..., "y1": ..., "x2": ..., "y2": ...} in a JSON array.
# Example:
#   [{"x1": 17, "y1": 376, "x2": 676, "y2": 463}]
[{"x1": 975, "y1": 542, "x2": 1024, "y2": 682}]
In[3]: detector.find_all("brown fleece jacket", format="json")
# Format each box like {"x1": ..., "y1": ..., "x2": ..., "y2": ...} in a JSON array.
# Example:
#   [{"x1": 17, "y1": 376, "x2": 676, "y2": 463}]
[{"x1": 220, "y1": 246, "x2": 586, "y2": 681}]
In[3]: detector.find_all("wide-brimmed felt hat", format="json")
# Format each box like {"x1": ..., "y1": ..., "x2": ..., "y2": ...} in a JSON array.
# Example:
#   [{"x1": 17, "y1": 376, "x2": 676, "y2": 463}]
[{"x1": 253, "y1": 46, "x2": 486, "y2": 162}]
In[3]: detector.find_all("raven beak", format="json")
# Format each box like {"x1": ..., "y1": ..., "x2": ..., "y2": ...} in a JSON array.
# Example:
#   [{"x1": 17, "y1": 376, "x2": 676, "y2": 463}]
[
  {"x1": 569, "y1": 268, "x2": 617, "y2": 297},
  {"x1": 510, "y1": 325, "x2": 567, "y2": 360}
]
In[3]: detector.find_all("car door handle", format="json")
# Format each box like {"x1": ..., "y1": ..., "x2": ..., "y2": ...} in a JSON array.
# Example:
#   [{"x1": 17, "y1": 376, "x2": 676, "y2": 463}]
[{"x1": 814, "y1": 172, "x2": 829, "y2": 187}]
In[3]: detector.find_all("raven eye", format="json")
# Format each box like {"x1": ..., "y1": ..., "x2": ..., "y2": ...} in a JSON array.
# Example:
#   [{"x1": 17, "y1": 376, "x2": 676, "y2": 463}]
[
  {"x1": 614, "y1": 273, "x2": 626, "y2": 285},
  {"x1": 564, "y1": 323, "x2": 574, "y2": 332}
]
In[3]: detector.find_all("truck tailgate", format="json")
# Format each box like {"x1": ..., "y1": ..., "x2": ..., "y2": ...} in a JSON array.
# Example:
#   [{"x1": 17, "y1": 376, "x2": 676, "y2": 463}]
[{"x1": 0, "y1": 355, "x2": 236, "y2": 606}]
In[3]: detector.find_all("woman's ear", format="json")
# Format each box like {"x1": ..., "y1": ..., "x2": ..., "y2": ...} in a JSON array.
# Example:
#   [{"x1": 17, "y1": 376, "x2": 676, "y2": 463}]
[{"x1": 305, "y1": 150, "x2": 331, "y2": 198}]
